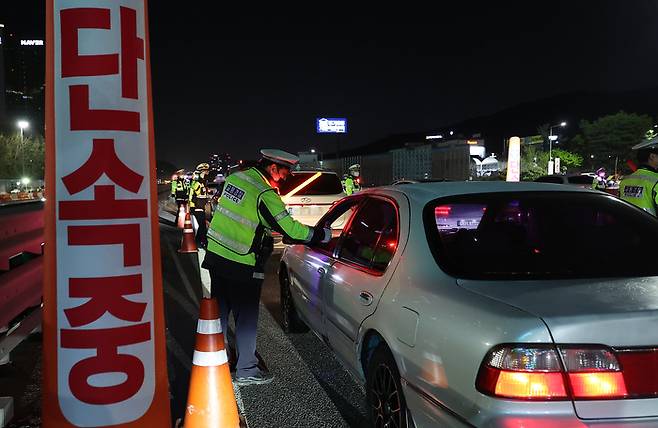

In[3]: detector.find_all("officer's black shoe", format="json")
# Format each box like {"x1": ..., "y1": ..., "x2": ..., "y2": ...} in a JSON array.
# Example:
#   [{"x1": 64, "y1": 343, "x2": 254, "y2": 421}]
[{"x1": 234, "y1": 370, "x2": 274, "y2": 386}]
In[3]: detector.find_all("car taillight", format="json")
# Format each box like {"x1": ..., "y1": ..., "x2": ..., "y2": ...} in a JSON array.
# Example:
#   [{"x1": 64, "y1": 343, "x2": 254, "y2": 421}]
[
  {"x1": 476, "y1": 345, "x2": 629, "y2": 401},
  {"x1": 560, "y1": 348, "x2": 627, "y2": 399},
  {"x1": 476, "y1": 346, "x2": 568, "y2": 400}
]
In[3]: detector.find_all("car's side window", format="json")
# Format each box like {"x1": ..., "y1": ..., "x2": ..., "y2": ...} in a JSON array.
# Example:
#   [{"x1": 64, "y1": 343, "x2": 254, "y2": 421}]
[
  {"x1": 338, "y1": 198, "x2": 398, "y2": 272},
  {"x1": 312, "y1": 199, "x2": 361, "y2": 254}
]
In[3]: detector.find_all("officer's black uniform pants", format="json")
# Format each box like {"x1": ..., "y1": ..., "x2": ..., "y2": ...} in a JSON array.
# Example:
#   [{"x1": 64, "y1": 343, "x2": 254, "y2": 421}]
[
  {"x1": 209, "y1": 272, "x2": 263, "y2": 378},
  {"x1": 192, "y1": 208, "x2": 207, "y2": 247}
]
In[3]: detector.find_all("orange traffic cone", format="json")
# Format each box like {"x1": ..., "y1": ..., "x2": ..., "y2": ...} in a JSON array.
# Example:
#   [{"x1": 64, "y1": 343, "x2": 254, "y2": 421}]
[
  {"x1": 184, "y1": 298, "x2": 240, "y2": 428},
  {"x1": 178, "y1": 211, "x2": 198, "y2": 253},
  {"x1": 177, "y1": 203, "x2": 187, "y2": 229}
]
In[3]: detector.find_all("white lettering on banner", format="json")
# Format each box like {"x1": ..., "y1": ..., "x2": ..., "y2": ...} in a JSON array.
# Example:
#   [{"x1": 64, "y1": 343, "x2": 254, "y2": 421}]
[{"x1": 53, "y1": 1, "x2": 153, "y2": 425}]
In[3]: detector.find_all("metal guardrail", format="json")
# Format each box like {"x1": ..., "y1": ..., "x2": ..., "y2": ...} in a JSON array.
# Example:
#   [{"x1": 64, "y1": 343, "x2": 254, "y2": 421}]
[{"x1": 0, "y1": 200, "x2": 44, "y2": 363}]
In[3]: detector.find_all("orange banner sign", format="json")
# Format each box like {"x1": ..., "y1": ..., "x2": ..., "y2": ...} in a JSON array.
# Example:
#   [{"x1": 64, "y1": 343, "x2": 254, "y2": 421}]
[{"x1": 44, "y1": 1, "x2": 170, "y2": 426}]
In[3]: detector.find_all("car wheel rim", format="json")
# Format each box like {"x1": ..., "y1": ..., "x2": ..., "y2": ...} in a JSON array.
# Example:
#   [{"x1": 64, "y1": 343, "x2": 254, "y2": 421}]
[{"x1": 371, "y1": 363, "x2": 402, "y2": 428}]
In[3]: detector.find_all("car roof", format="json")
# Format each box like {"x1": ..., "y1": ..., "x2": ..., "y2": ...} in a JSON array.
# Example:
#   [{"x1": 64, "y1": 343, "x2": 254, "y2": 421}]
[{"x1": 362, "y1": 181, "x2": 600, "y2": 206}]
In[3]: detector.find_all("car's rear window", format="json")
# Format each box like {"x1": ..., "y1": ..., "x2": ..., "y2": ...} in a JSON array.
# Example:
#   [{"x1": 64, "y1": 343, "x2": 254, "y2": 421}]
[
  {"x1": 278, "y1": 172, "x2": 343, "y2": 196},
  {"x1": 424, "y1": 192, "x2": 658, "y2": 279}
]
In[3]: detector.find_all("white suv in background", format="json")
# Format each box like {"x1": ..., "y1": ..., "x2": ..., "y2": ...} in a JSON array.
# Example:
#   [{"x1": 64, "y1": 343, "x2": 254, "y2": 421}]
[{"x1": 274, "y1": 170, "x2": 346, "y2": 245}]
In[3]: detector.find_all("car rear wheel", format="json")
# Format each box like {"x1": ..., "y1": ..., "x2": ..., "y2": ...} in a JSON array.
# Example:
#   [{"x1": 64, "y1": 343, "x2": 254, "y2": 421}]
[
  {"x1": 280, "y1": 270, "x2": 308, "y2": 333},
  {"x1": 367, "y1": 343, "x2": 408, "y2": 428}
]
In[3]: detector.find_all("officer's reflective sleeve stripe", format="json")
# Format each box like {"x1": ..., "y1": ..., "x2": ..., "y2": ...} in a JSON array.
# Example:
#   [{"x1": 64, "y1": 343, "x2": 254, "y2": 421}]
[
  {"x1": 207, "y1": 228, "x2": 251, "y2": 254},
  {"x1": 234, "y1": 171, "x2": 268, "y2": 192},
  {"x1": 274, "y1": 210, "x2": 289, "y2": 222},
  {"x1": 217, "y1": 206, "x2": 259, "y2": 228},
  {"x1": 303, "y1": 227, "x2": 314, "y2": 242}
]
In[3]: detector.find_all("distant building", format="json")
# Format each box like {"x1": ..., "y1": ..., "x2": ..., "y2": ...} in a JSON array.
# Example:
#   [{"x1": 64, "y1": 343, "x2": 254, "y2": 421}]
[
  {"x1": 209, "y1": 153, "x2": 231, "y2": 179},
  {"x1": 1, "y1": 24, "x2": 45, "y2": 133},
  {"x1": 472, "y1": 154, "x2": 500, "y2": 177},
  {"x1": 322, "y1": 137, "x2": 486, "y2": 185},
  {"x1": 297, "y1": 151, "x2": 319, "y2": 169},
  {"x1": 391, "y1": 143, "x2": 432, "y2": 181}
]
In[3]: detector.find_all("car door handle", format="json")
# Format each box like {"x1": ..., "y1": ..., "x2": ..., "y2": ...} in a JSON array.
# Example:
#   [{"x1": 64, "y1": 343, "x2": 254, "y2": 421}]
[
  {"x1": 359, "y1": 291, "x2": 374, "y2": 306},
  {"x1": 317, "y1": 267, "x2": 326, "y2": 275}
]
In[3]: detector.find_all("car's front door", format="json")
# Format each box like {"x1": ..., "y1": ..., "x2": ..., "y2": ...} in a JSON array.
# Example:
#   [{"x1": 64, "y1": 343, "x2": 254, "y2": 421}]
[
  {"x1": 289, "y1": 198, "x2": 361, "y2": 335},
  {"x1": 322, "y1": 197, "x2": 400, "y2": 365}
]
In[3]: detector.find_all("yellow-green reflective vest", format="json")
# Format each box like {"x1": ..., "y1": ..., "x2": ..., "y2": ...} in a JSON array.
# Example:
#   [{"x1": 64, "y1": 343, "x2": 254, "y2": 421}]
[
  {"x1": 171, "y1": 180, "x2": 176, "y2": 195},
  {"x1": 207, "y1": 167, "x2": 313, "y2": 267},
  {"x1": 619, "y1": 168, "x2": 658, "y2": 216},
  {"x1": 344, "y1": 177, "x2": 354, "y2": 195},
  {"x1": 188, "y1": 180, "x2": 207, "y2": 209}
]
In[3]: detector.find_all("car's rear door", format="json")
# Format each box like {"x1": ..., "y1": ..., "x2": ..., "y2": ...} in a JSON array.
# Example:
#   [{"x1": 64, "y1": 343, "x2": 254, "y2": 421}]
[{"x1": 322, "y1": 196, "x2": 400, "y2": 364}]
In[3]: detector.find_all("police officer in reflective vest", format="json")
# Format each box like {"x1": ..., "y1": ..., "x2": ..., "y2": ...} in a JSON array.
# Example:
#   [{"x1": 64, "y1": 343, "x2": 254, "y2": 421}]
[
  {"x1": 202, "y1": 149, "x2": 330, "y2": 385},
  {"x1": 343, "y1": 175, "x2": 355, "y2": 195},
  {"x1": 189, "y1": 163, "x2": 210, "y2": 248},
  {"x1": 620, "y1": 137, "x2": 658, "y2": 216},
  {"x1": 171, "y1": 169, "x2": 188, "y2": 224},
  {"x1": 592, "y1": 168, "x2": 607, "y2": 191}
]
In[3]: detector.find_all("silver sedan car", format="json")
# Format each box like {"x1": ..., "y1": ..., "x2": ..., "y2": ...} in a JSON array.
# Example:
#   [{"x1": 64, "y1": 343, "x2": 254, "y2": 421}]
[{"x1": 279, "y1": 182, "x2": 658, "y2": 428}]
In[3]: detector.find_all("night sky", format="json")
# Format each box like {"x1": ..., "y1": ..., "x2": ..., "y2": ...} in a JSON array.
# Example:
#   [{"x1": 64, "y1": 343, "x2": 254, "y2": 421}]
[{"x1": 5, "y1": 1, "x2": 658, "y2": 168}]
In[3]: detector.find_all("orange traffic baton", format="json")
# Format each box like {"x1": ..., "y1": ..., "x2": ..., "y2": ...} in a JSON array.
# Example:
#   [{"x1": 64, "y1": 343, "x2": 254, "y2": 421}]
[
  {"x1": 184, "y1": 298, "x2": 240, "y2": 428},
  {"x1": 178, "y1": 211, "x2": 198, "y2": 253}
]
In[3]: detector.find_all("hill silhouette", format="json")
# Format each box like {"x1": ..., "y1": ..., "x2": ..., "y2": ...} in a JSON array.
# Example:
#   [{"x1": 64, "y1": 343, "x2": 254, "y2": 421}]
[{"x1": 341, "y1": 87, "x2": 658, "y2": 158}]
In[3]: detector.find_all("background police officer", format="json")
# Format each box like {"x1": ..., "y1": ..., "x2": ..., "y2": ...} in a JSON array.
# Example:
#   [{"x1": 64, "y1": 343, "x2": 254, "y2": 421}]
[
  {"x1": 189, "y1": 163, "x2": 210, "y2": 248},
  {"x1": 592, "y1": 167, "x2": 608, "y2": 190},
  {"x1": 620, "y1": 137, "x2": 658, "y2": 215},
  {"x1": 202, "y1": 149, "x2": 330, "y2": 385},
  {"x1": 171, "y1": 169, "x2": 188, "y2": 224}
]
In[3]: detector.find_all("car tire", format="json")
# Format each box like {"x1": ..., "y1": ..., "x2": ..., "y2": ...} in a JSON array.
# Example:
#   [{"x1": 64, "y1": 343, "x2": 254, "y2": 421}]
[
  {"x1": 280, "y1": 270, "x2": 308, "y2": 333},
  {"x1": 366, "y1": 343, "x2": 408, "y2": 428}
]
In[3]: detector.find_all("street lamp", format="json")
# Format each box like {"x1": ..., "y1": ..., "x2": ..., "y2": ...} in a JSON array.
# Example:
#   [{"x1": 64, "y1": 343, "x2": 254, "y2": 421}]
[
  {"x1": 548, "y1": 121, "x2": 567, "y2": 174},
  {"x1": 17, "y1": 120, "x2": 29, "y2": 176}
]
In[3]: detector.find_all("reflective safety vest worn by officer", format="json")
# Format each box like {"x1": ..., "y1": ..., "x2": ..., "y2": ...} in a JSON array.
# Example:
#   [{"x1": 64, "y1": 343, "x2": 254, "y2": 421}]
[
  {"x1": 619, "y1": 167, "x2": 658, "y2": 216},
  {"x1": 174, "y1": 178, "x2": 187, "y2": 199},
  {"x1": 189, "y1": 179, "x2": 207, "y2": 209},
  {"x1": 207, "y1": 167, "x2": 312, "y2": 267},
  {"x1": 344, "y1": 177, "x2": 354, "y2": 196}
]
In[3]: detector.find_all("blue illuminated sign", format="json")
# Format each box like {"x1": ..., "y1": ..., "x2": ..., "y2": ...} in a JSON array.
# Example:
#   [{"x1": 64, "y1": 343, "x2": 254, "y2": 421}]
[{"x1": 316, "y1": 118, "x2": 347, "y2": 134}]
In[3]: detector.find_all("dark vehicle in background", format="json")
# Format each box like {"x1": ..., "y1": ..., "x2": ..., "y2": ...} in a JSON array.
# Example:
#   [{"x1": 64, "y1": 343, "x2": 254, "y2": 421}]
[
  {"x1": 391, "y1": 178, "x2": 450, "y2": 185},
  {"x1": 534, "y1": 173, "x2": 596, "y2": 188}
]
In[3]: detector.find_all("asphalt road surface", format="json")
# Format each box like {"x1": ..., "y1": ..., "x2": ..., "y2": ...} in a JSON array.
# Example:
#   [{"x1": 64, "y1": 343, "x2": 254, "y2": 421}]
[
  {"x1": 160, "y1": 196, "x2": 369, "y2": 427},
  {"x1": 1, "y1": 191, "x2": 368, "y2": 427}
]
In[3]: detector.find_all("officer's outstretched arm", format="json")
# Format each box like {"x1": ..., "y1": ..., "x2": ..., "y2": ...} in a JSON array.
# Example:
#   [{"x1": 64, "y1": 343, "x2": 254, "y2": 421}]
[{"x1": 258, "y1": 190, "x2": 329, "y2": 244}]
